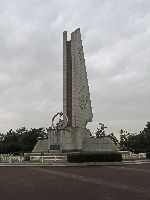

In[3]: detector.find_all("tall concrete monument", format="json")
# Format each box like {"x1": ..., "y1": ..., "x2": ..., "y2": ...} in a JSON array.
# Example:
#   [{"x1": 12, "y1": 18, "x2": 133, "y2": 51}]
[
  {"x1": 63, "y1": 28, "x2": 93, "y2": 128},
  {"x1": 33, "y1": 28, "x2": 118, "y2": 153}
]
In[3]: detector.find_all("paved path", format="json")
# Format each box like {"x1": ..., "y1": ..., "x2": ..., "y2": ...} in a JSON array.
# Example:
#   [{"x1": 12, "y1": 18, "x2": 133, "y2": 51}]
[{"x1": 0, "y1": 164, "x2": 150, "y2": 200}]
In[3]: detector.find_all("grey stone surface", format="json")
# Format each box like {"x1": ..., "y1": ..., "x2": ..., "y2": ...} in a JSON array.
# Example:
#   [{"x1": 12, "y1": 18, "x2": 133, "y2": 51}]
[
  {"x1": 82, "y1": 137, "x2": 119, "y2": 152},
  {"x1": 47, "y1": 127, "x2": 91, "y2": 152},
  {"x1": 33, "y1": 129, "x2": 119, "y2": 153},
  {"x1": 32, "y1": 139, "x2": 49, "y2": 153},
  {"x1": 63, "y1": 28, "x2": 93, "y2": 128}
]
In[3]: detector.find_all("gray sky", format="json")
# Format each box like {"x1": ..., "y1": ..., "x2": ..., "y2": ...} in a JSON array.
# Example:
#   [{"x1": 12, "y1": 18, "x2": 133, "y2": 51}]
[{"x1": 0, "y1": 0, "x2": 150, "y2": 137}]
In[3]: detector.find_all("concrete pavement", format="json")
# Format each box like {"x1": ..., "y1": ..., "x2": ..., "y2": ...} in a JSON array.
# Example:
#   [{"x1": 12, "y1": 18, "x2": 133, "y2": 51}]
[{"x1": 0, "y1": 163, "x2": 150, "y2": 200}]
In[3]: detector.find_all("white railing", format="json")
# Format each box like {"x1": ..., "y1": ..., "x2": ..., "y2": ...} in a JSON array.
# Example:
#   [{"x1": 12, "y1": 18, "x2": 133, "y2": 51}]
[
  {"x1": 122, "y1": 153, "x2": 146, "y2": 160},
  {"x1": 0, "y1": 155, "x2": 67, "y2": 163},
  {"x1": 30, "y1": 155, "x2": 67, "y2": 163},
  {"x1": 0, "y1": 155, "x2": 24, "y2": 163}
]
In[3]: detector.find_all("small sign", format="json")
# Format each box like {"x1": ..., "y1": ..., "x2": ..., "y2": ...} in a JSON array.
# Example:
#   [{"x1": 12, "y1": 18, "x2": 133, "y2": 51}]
[{"x1": 50, "y1": 145, "x2": 60, "y2": 150}]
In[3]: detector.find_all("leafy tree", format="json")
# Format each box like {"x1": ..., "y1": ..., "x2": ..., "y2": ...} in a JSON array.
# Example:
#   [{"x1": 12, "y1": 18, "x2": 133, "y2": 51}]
[
  {"x1": 1, "y1": 129, "x2": 20, "y2": 153},
  {"x1": 0, "y1": 127, "x2": 47, "y2": 154},
  {"x1": 94, "y1": 123, "x2": 119, "y2": 147},
  {"x1": 119, "y1": 122, "x2": 150, "y2": 152},
  {"x1": 18, "y1": 127, "x2": 46, "y2": 152},
  {"x1": 95, "y1": 123, "x2": 107, "y2": 138}
]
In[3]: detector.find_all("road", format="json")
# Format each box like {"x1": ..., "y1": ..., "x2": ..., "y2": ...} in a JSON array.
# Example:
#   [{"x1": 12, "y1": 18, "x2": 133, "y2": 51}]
[{"x1": 0, "y1": 164, "x2": 150, "y2": 200}]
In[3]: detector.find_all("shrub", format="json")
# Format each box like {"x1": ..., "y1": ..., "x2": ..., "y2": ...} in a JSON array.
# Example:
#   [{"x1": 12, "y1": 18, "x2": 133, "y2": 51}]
[
  {"x1": 67, "y1": 152, "x2": 122, "y2": 163},
  {"x1": 133, "y1": 149, "x2": 150, "y2": 154},
  {"x1": 146, "y1": 152, "x2": 150, "y2": 159}
]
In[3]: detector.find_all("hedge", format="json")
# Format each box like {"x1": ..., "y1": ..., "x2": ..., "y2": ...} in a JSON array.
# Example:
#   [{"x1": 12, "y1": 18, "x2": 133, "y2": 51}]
[
  {"x1": 146, "y1": 152, "x2": 150, "y2": 159},
  {"x1": 67, "y1": 152, "x2": 122, "y2": 163},
  {"x1": 133, "y1": 149, "x2": 150, "y2": 154}
]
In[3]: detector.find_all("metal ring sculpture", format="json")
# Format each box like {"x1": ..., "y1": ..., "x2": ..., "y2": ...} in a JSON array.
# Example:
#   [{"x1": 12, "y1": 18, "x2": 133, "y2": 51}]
[{"x1": 52, "y1": 112, "x2": 68, "y2": 130}]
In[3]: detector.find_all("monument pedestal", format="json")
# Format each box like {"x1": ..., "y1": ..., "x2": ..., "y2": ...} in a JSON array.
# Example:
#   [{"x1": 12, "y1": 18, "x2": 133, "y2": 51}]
[
  {"x1": 48, "y1": 127, "x2": 90, "y2": 152},
  {"x1": 33, "y1": 128, "x2": 119, "y2": 153}
]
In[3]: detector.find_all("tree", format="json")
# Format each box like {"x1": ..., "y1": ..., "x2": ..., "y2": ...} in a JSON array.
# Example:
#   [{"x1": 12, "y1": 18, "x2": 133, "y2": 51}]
[
  {"x1": 18, "y1": 127, "x2": 46, "y2": 152},
  {"x1": 1, "y1": 129, "x2": 20, "y2": 153},
  {"x1": 95, "y1": 123, "x2": 107, "y2": 138},
  {"x1": 94, "y1": 123, "x2": 119, "y2": 146},
  {"x1": 0, "y1": 127, "x2": 47, "y2": 154},
  {"x1": 119, "y1": 122, "x2": 150, "y2": 153}
]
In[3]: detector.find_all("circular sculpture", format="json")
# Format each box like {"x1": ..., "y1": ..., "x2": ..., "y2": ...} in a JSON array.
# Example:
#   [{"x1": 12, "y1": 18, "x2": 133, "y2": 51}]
[{"x1": 52, "y1": 112, "x2": 68, "y2": 130}]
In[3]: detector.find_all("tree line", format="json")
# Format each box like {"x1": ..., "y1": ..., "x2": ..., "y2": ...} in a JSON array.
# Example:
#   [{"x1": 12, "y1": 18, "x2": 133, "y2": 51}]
[
  {"x1": 0, "y1": 127, "x2": 47, "y2": 154},
  {"x1": 119, "y1": 121, "x2": 150, "y2": 153},
  {"x1": 0, "y1": 122, "x2": 150, "y2": 154},
  {"x1": 93, "y1": 121, "x2": 150, "y2": 153}
]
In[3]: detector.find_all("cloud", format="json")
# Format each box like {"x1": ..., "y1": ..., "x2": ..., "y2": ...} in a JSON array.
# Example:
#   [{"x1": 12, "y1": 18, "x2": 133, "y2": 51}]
[{"x1": 0, "y1": 0, "x2": 150, "y2": 137}]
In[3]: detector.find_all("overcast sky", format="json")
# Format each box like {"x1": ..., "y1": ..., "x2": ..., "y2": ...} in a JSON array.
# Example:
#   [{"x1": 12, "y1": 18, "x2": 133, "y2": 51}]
[{"x1": 0, "y1": 0, "x2": 150, "y2": 136}]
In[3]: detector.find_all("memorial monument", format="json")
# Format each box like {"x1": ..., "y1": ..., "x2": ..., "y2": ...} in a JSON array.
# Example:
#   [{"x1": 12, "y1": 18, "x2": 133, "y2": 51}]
[
  {"x1": 63, "y1": 29, "x2": 93, "y2": 128},
  {"x1": 33, "y1": 28, "x2": 118, "y2": 153}
]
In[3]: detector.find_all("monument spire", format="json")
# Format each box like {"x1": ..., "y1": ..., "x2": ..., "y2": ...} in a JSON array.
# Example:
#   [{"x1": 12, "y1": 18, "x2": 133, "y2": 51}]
[{"x1": 63, "y1": 28, "x2": 93, "y2": 128}]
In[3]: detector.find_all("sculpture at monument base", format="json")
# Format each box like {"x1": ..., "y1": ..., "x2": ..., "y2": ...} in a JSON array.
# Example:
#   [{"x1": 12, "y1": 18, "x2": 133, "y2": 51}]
[
  {"x1": 33, "y1": 28, "x2": 119, "y2": 153},
  {"x1": 33, "y1": 111, "x2": 119, "y2": 153}
]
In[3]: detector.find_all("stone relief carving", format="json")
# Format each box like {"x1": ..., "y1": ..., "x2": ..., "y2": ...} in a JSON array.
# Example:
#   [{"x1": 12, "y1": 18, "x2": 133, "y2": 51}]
[{"x1": 78, "y1": 86, "x2": 89, "y2": 110}]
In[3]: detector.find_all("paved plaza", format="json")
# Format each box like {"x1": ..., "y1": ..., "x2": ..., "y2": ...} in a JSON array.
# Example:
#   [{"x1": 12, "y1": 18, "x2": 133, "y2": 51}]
[{"x1": 0, "y1": 164, "x2": 150, "y2": 200}]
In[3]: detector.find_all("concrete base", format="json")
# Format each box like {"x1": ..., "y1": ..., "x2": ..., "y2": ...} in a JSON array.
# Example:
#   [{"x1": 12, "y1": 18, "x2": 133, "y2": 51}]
[
  {"x1": 82, "y1": 137, "x2": 119, "y2": 152},
  {"x1": 33, "y1": 127, "x2": 119, "y2": 153},
  {"x1": 48, "y1": 127, "x2": 91, "y2": 152},
  {"x1": 32, "y1": 139, "x2": 49, "y2": 153}
]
